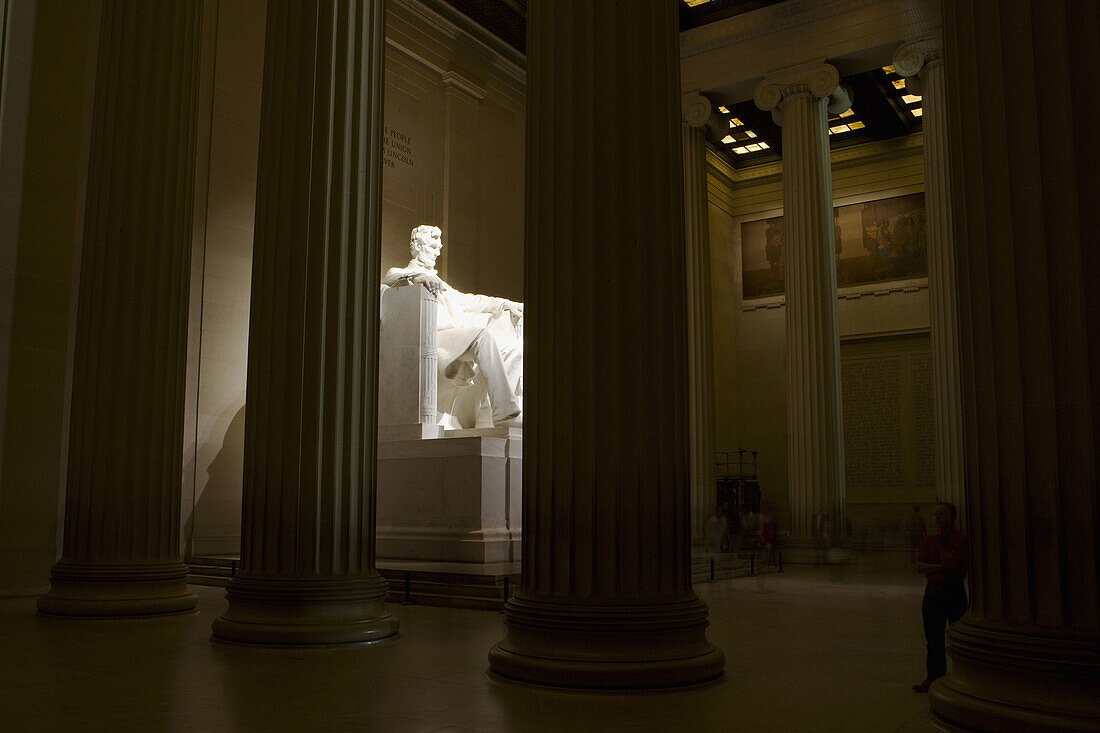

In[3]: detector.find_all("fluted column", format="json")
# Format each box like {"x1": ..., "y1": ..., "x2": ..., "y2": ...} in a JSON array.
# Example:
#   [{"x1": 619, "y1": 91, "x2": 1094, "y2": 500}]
[
  {"x1": 894, "y1": 34, "x2": 965, "y2": 520},
  {"x1": 930, "y1": 1, "x2": 1100, "y2": 729},
  {"x1": 682, "y1": 93, "x2": 718, "y2": 546},
  {"x1": 37, "y1": 1, "x2": 204, "y2": 617},
  {"x1": 754, "y1": 63, "x2": 850, "y2": 563},
  {"x1": 211, "y1": 0, "x2": 397, "y2": 645},
  {"x1": 488, "y1": 0, "x2": 724, "y2": 689}
]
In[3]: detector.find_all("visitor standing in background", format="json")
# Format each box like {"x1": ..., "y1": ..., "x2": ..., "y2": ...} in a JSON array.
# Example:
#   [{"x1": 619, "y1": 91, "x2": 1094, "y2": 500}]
[
  {"x1": 754, "y1": 502, "x2": 777, "y2": 592},
  {"x1": 912, "y1": 502, "x2": 967, "y2": 693},
  {"x1": 705, "y1": 510, "x2": 726, "y2": 554},
  {"x1": 904, "y1": 504, "x2": 927, "y2": 564},
  {"x1": 739, "y1": 506, "x2": 757, "y2": 552},
  {"x1": 758, "y1": 502, "x2": 777, "y2": 566}
]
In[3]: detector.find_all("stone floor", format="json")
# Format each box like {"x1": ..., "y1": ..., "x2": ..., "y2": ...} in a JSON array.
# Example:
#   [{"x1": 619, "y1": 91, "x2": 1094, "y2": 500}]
[{"x1": 1, "y1": 553, "x2": 940, "y2": 731}]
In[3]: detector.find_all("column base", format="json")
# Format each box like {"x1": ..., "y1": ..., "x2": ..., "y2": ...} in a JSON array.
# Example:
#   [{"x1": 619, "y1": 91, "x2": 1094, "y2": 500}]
[
  {"x1": 37, "y1": 560, "x2": 197, "y2": 617},
  {"x1": 781, "y1": 538, "x2": 851, "y2": 565},
  {"x1": 212, "y1": 574, "x2": 398, "y2": 645},
  {"x1": 930, "y1": 622, "x2": 1100, "y2": 731},
  {"x1": 489, "y1": 594, "x2": 725, "y2": 689}
]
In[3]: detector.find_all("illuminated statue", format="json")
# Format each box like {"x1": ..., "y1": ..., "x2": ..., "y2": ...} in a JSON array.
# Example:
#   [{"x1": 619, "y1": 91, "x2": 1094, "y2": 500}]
[{"x1": 383, "y1": 225, "x2": 523, "y2": 428}]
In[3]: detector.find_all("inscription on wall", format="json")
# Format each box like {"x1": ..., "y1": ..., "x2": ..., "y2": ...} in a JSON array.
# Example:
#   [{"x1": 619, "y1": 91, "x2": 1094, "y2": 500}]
[
  {"x1": 384, "y1": 126, "x2": 414, "y2": 169},
  {"x1": 913, "y1": 353, "x2": 934, "y2": 489},
  {"x1": 843, "y1": 357, "x2": 903, "y2": 491}
]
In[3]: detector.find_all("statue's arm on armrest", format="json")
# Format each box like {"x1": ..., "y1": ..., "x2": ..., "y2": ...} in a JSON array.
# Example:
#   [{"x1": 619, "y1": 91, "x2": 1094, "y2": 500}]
[
  {"x1": 383, "y1": 266, "x2": 448, "y2": 295},
  {"x1": 454, "y1": 291, "x2": 524, "y2": 320}
]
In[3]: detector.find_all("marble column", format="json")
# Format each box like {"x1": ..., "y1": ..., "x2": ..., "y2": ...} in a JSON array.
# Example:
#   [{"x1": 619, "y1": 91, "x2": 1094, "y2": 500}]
[
  {"x1": 488, "y1": 0, "x2": 724, "y2": 689},
  {"x1": 682, "y1": 93, "x2": 718, "y2": 545},
  {"x1": 929, "y1": 0, "x2": 1100, "y2": 729},
  {"x1": 36, "y1": 0, "x2": 205, "y2": 617},
  {"x1": 894, "y1": 34, "x2": 965, "y2": 519},
  {"x1": 211, "y1": 0, "x2": 397, "y2": 645},
  {"x1": 754, "y1": 63, "x2": 850, "y2": 563}
]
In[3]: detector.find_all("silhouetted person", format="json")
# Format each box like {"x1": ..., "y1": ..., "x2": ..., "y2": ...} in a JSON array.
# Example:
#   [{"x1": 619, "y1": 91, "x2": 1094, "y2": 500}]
[{"x1": 913, "y1": 501, "x2": 967, "y2": 693}]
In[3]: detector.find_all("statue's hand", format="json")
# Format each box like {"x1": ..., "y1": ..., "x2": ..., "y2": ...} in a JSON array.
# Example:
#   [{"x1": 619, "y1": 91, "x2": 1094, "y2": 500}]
[
  {"x1": 409, "y1": 272, "x2": 447, "y2": 295},
  {"x1": 503, "y1": 300, "x2": 524, "y2": 317}
]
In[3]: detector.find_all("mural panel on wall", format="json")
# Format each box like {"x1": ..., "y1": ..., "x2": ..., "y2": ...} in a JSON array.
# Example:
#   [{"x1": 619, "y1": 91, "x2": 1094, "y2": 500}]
[{"x1": 740, "y1": 192, "x2": 927, "y2": 299}]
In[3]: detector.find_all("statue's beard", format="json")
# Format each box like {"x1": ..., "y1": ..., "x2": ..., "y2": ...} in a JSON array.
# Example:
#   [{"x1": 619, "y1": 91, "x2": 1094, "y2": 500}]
[{"x1": 413, "y1": 252, "x2": 437, "y2": 271}]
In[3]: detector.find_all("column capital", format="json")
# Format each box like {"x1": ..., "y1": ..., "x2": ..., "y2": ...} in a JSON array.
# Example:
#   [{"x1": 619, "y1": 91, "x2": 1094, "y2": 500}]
[
  {"x1": 893, "y1": 33, "x2": 944, "y2": 95},
  {"x1": 753, "y1": 61, "x2": 850, "y2": 125},
  {"x1": 682, "y1": 91, "x2": 713, "y2": 128},
  {"x1": 441, "y1": 69, "x2": 486, "y2": 102}
]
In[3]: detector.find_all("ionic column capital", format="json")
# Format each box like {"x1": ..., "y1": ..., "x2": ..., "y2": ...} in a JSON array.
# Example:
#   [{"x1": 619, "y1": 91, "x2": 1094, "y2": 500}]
[
  {"x1": 682, "y1": 91, "x2": 714, "y2": 128},
  {"x1": 893, "y1": 33, "x2": 944, "y2": 95},
  {"x1": 754, "y1": 62, "x2": 850, "y2": 125}
]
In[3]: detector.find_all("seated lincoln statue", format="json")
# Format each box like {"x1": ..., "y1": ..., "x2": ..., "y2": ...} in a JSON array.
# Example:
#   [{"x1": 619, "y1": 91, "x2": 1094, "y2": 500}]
[{"x1": 383, "y1": 225, "x2": 523, "y2": 428}]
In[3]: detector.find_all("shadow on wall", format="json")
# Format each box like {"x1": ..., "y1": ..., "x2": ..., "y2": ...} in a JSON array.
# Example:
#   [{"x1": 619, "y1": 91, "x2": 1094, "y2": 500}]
[
  {"x1": 190, "y1": 403, "x2": 246, "y2": 557},
  {"x1": 0, "y1": 0, "x2": 99, "y2": 595}
]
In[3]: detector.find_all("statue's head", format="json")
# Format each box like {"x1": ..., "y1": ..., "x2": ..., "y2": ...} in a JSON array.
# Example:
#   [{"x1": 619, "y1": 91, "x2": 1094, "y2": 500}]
[{"x1": 410, "y1": 225, "x2": 443, "y2": 267}]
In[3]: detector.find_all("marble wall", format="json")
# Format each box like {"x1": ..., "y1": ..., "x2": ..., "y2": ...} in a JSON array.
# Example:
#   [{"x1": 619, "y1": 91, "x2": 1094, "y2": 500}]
[
  {"x1": 708, "y1": 136, "x2": 930, "y2": 537},
  {"x1": 381, "y1": 0, "x2": 524, "y2": 300},
  {"x1": 840, "y1": 335, "x2": 936, "y2": 547},
  {"x1": 185, "y1": 0, "x2": 265, "y2": 556}
]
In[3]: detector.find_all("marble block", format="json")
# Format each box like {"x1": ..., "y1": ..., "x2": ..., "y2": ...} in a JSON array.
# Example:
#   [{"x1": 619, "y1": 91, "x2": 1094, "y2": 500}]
[
  {"x1": 377, "y1": 279, "x2": 522, "y2": 564},
  {"x1": 378, "y1": 283, "x2": 442, "y2": 439},
  {"x1": 376, "y1": 429, "x2": 522, "y2": 563}
]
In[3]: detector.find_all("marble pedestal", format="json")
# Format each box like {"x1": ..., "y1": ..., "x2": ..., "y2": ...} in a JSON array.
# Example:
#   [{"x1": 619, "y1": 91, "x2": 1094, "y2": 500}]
[{"x1": 377, "y1": 428, "x2": 522, "y2": 564}]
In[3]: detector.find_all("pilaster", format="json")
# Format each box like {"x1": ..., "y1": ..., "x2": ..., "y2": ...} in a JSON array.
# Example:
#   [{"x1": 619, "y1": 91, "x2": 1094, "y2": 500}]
[
  {"x1": 440, "y1": 68, "x2": 486, "y2": 292},
  {"x1": 754, "y1": 62, "x2": 848, "y2": 562},
  {"x1": 894, "y1": 33, "x2": 965, "y2": 519},
  {"x1": 682, "y1": 92, "x2": 718, "y2": 545}
]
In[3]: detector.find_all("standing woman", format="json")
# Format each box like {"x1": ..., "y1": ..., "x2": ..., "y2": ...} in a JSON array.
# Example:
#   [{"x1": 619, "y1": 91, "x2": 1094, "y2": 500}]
[{"x1": 912, "y1": 502, "x2": 968, "y2": 693}]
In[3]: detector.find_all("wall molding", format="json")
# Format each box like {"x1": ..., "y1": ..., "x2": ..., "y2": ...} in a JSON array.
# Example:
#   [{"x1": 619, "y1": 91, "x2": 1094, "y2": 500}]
[
  {"x1": 397, "y1": 0, "x2": 525, "y2": 83},
  {"x1": 441, "y1": 69, "x2": 486, "y2": 102},
  {"x1": 839, "y1": 326, "x2": 931, "y2": 344},
  {"x1": 386, "y1": 37, "x2": 447, "y2": 78},
  {"x1": 741, "y1": 277, "x2": 929, "y2": 312}
]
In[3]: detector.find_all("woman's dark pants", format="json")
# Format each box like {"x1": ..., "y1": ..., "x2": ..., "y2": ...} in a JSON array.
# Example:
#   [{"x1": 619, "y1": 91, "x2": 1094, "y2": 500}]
[{"x1": 922, "y1": 580, "x2": 967, "y2": 681}]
